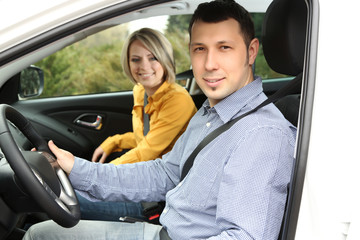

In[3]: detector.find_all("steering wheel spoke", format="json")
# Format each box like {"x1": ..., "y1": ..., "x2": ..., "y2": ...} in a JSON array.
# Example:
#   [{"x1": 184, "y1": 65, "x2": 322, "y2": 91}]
[{"x1": 57, "y1": 169, "x2": 78, "y2": 206}]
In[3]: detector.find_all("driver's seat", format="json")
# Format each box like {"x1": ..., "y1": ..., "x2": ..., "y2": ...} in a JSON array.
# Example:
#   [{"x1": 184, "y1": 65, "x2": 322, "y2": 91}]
[
  {"x1": 262, "y1": 0, "x2": 307, "y2": 127},
  {"x1": 261, "y1": 0, "x2": 307, "y2": 239}
]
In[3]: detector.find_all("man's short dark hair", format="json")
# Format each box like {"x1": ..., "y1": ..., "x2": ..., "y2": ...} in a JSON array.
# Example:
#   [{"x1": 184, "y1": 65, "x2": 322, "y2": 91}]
[{"x1": 188, "y1": 0, "x2": 255, "y2": 48}]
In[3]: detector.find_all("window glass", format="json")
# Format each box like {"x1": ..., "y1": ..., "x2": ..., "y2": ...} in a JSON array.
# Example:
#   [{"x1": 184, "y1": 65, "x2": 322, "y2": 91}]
[{"x1": 32, "y1": 13, "x2": 286, "y2": 99}]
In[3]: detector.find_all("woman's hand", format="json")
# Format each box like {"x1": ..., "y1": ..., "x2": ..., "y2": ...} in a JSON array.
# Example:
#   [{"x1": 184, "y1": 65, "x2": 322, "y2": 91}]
[
  {"x1": 48, "y1": 140, "x2": 75, "y2": 174},
  {"x1": 91, "y1": 146, "x2": 109, "y2": 163}
]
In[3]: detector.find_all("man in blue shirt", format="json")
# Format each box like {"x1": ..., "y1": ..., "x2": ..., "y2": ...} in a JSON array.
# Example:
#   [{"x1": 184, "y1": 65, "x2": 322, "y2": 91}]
[{"x1": 24, "y1": 0, "x2": 296, "y2": 239}]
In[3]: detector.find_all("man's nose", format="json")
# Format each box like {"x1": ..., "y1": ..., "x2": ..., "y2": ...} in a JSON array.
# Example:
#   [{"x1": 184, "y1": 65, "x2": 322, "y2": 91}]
[{"x1": 205, "y1": 50, "x2": 219, "y2": 71}]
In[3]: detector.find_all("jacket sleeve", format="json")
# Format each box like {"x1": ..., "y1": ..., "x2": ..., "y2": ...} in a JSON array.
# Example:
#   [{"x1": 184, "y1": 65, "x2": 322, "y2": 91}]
[
  {"x1": 100, "y1": 132, "x2": 137, "y2": 155},
  {"x1": 110, "y1": 91, "x2": 196, "y2": 165}
]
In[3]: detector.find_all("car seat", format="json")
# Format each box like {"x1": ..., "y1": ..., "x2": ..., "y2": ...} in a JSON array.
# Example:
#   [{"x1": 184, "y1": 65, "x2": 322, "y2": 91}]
[
  {"x1": 262, "y1": 0, "x2": 307, "y2": 127},
  {"x1": 261, "y1": 0, "x2": 307, "y2": 239}
]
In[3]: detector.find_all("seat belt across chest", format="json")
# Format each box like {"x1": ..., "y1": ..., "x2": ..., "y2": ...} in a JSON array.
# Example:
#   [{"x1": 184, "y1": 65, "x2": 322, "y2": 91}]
[
  {"x1": 180, "y1": 74, "x2": 301, "y2": 181},
  {"x1": 143, "y1": 93, "x2": 149, "y2": 136}
]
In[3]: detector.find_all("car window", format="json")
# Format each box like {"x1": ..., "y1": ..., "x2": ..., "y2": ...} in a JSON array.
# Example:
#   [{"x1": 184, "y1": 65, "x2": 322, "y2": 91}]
[{"x1": 30, "y1": 13, "x2": 286, "y2": 99}]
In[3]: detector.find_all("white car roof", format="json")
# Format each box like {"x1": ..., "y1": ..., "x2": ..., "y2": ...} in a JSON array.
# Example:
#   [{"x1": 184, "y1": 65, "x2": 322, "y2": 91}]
[
  {"x1": 0, "y1": 0, "x2": 272, "y2": 53},
  {"x1": 0, "y1": 0, "x2": 127, "y2": 52}
]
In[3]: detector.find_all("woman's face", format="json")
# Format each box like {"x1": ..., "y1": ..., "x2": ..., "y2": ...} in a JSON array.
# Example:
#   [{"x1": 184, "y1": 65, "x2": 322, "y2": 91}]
[{"x1": 129, "y1": 40, "x2": 165, "y2": 96}]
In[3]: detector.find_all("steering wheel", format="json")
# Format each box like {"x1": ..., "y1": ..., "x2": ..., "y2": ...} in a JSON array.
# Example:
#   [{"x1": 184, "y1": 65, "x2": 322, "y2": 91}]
[{"x1": 0, "y1": 104, "x2": 80, "y2": 228}]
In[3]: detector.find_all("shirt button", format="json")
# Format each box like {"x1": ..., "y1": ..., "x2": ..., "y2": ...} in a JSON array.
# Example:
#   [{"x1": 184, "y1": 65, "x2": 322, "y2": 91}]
[
  {"x1": 163, "y1": 207, "x2": 168, "y2": 214},
  {"x1": 206, "y1": 122, "x2": 211, "y2": 127}
]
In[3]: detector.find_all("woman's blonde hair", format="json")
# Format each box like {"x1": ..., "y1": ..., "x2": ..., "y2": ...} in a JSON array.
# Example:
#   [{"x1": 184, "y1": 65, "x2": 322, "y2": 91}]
[{"x1": 121, "y1": 28, "x2": 176, "y2": 84}]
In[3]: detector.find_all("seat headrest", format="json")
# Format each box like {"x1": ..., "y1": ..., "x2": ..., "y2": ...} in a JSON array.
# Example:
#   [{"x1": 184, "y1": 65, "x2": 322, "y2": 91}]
[{"x1": 262, "y1": 0, "x2": 307, "y2": 76}]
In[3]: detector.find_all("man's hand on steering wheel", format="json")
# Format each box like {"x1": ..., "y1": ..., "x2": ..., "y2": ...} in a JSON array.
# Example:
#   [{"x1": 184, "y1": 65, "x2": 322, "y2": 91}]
[{"x1": 48, "y1": 140, "x2": 75, "y2": 175}]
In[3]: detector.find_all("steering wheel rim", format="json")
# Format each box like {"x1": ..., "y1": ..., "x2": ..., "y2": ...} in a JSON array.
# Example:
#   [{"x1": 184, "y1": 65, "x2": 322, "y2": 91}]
[{"x1": 0, "y1": 104, "x2": 80, "y2": 228}]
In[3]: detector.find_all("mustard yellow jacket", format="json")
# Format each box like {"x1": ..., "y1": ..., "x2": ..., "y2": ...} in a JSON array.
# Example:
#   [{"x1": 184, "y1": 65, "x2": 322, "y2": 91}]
[{"x1": 101, "y1": 81, "x2": 197, "y2": 165}]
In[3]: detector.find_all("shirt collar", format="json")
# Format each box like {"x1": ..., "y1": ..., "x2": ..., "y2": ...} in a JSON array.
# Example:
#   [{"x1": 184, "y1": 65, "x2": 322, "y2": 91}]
[
  {"x1": 149, "y1": 81, "x2": 171, "y2": 102},
  {"x1": 202, "y1": 76, "x2": 263, "y2": 123}
]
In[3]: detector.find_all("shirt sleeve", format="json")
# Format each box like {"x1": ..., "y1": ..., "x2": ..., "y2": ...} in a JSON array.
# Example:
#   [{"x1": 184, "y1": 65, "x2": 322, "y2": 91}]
[
  {"x1": 110, "y1": 91, "x2": 196, "y2": 165},
  {"x1": 209, "y1": 127, "x2": 294, "y2": 239},
  {"x1": 69, "y1": 153, "x2": 179, "y2": 203}
]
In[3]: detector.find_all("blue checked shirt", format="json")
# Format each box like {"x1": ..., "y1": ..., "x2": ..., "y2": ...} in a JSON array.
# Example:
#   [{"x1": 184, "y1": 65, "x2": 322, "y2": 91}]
[{"x1": 70, "y1": 77, "x2": 297, "y2": 239}]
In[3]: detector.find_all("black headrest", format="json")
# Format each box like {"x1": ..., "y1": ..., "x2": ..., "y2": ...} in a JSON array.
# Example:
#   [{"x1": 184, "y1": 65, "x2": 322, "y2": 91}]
[{"x1": 262, "y1": 0, "x2": 307, "y2": 76}]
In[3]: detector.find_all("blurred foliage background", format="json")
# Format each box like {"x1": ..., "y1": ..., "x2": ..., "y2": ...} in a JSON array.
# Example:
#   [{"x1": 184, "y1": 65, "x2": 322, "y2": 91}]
[{"x1": 34, "y1": 13, "x2": 283, "y2": 98}]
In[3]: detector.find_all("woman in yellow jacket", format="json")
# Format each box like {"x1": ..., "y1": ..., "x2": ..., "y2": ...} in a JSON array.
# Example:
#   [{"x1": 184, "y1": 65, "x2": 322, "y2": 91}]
[
  {"x1": 93, "y1": 81, "x2": 196, "y2": 165},
  {"x1": 77, "y1": 28, "x2": 197, "y2": 221},
  {"x1": 92, "y1": 28, "x2": 196, "y2": 165}
]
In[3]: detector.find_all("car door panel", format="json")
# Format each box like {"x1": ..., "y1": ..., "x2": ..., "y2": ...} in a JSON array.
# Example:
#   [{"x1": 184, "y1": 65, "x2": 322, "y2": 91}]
[{"x1": 11, "y1": 91, "x2": 133, "y2": 160}]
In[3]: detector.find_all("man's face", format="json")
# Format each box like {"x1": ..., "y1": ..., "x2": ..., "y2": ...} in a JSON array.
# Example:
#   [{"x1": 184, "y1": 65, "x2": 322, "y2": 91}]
[{"x1": 190, "y1": 18, "x2": 258, "y2": 107}]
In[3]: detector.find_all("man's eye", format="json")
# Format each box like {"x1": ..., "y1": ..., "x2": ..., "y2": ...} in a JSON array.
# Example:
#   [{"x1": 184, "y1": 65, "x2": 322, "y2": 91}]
[
  {"x1": 194, "y1": 47, "x2": 205, "y2": 52},
  {"x1": 220, "y1": 46, "x2": 231, "y2": 50}
]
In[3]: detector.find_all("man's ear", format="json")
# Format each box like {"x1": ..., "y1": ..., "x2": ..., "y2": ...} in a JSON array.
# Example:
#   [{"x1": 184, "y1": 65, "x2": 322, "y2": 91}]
[{"x1": 248, "y1": 38, "x2": 259, "y2": 65}]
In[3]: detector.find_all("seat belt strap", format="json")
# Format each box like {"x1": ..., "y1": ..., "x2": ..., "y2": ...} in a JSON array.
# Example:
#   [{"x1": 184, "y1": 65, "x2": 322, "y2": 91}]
[
  {"x1": 142, "y1": 93, "x2": 164, "y2": 223},
  {"x1": 180, "y1": 74, "x2": 302, "y2": 181},
  {"x1": 143, "y1": 93, "x2": 149, "y2": 136}
]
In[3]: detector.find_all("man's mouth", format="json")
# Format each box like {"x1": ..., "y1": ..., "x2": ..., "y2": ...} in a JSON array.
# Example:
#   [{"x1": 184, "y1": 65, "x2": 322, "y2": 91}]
[
  {"x1": 205, "y1": 78, "x2": 223, "y2": 83},
  {"x1": 203, "y1": 77, "x2": 225, "y2": 87}
]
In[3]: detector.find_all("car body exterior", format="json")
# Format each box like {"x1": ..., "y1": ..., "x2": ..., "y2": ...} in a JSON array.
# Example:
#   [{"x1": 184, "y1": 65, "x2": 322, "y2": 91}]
[{"x1": 0, "y1": 0, "x2": 359, "y2": 239}]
